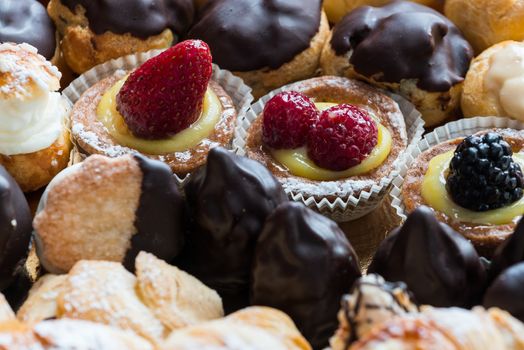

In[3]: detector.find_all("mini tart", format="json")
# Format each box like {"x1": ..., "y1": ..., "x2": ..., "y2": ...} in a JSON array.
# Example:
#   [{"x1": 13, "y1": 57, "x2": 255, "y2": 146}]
[
  {"x1": 402, "y1": 128, "x2": 524, "y2": 256},
  {"x1": 70, "y1": 70, "x2": 237, "y2": 176},
  {"x1": 245, "y1": 76, "x2": 408, "y2": 203}
]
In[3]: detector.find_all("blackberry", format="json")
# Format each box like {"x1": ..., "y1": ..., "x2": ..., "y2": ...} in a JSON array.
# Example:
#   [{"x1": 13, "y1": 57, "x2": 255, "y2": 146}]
[{"x1": 446, "y1": 132, "x2": 524, "y2": 212}]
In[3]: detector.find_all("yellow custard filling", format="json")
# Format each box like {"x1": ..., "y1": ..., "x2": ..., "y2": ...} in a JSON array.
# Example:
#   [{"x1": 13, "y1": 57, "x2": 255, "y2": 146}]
[
  {"x1": 97, "y1": 77, "x2": 221, "y2": 154},
  {"x1": 271, "y1": 102, "x2": 392, "y2": 181},
  {"x1": 421, "y1": 151, "x2": 524, "y2": 225}
]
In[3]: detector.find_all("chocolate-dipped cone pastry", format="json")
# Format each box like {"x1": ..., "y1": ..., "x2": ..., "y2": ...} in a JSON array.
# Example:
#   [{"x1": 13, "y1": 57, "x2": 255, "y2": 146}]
[
  {"x1": 0, "y1": 166, "x2": 32, "y2": 293},
  {"x1": 368, "y1": 206, "x2": 487, "y2": 308},
  {"x1": 330, "y1": 274, "x2": 418, "y2": 350},
  {"x1": 47, "y1": 0, "x2": 194, "y2": 74},
  {"x1": 484, "y1": 262, "x2": 524, "y2": 322},
  {"x1": 489, "y1": 218, "x2": 524, "y2": 281},
  {"x1": 33, "y1": 154, "x2": 184, "y2": 273},
  {"x1": 188, "y1": 0, "x2": 329, "y2": 98},
  {"x1": 180, "y1": 147, "x2": 287, "y2": 313},
  {"x1": 321, "y1": 1, "x2": 473, "y2": 126},
  {"x1": 251, "y1": 202, "x2": 361, "y2": 349}
]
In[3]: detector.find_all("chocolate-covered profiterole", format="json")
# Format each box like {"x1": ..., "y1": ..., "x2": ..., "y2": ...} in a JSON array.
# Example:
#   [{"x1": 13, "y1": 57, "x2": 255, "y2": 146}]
[
  {"x1": 251, "y1": 202, "x2": 361, "y2": 349},
  {"x1": 188, "y1": 0, "x2": 322, "y2": 71},
  {"x1": 330, "y1": 1, "x2": 472, "y2": 92},
  {"x1": 0, "y1": 0, "x2": 56, "y2": 59},
  {"x1": 61, "y1": 0, "x2": 194, "y2": 38},
  {"x1": 368, "y1": 206, "x2": 486, "y2": 308},
  {"x1": 0, "y1": 165, "x2": 32, "y2": 292},
  {"x1": 484, "y1": 262, "x2": 524, "y2": 322},
  {"x1": 489, "y1": 218, "x2": 524, "y2": 282},
  {"x1": 180, "y1": 147, "x2": 287, "y2": 312}
]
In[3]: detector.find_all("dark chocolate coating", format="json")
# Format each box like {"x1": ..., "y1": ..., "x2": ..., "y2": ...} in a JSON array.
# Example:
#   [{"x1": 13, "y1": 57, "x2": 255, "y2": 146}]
[
  {"x1": 188, "y1": 0, "x2": 322, "y2": 71},
  {"x1": 330, "y1": 1, "x2": 472, "y2": 92},
  {"x1": 61, "y1": 0, "x2": 194, "y2": 39},
  {"x1": 368, "y1": 206, "x2": 486, "y2": 308},
  {"x1": 0, "y1": 0, "x2": 56, "y2": 59},
  {"x1": 251, "y1": 202, "x2": 361, "y2": 349},
  {"x1": 180, "y1": 147, "x2": 287, "y2": 313},
  {"x1": 0, "y1": 165, "x2": 32, "y2": 291},
  {"x1": 489, "y1": 218, "x2": 524, "y2": 282},
  {"x1": 3, "y1": 264, "x2": 34, "y2": 311},
  {"x1": 484, "y1": 262, "x2": 524, "y2": 322},
  {"x1": 123, "y1": 154, "x2": 184, "y2": 270}
]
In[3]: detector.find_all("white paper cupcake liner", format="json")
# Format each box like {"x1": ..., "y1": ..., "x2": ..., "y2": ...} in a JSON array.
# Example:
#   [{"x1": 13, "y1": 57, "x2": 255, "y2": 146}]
[
  {"x1": 390, "y1": 116, "x2": 524, "y2": 221},
  {"x1": 234, "y1": 82, "x2": 425, "y2": 222},
  {"x1": 62, "y1": 49, "x2": 253, "y2": 187}
]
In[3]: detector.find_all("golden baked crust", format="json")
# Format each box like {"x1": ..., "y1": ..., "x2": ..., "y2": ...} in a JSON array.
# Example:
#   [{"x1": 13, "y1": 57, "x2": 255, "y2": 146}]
[
  {"x1": 0, "y1": 129, "x2": 72, "y2": 193},
  {"x1": 320, "y1": 33, "x2": 462, "y2": 127},
  {"x1": 445, "y1": 0, "x2": 524, "y2": 54},
  {"x1": 234, "y1": 12, "x2": 329, "y2": 99},
  {"x1": 47, "y1": 0, "x2": 173, "y2": 74},
  {"x1": 401, "y1": 128, "x2": 524, "y2": 256},
  {"x1": 245, "y1": 76, "x2": 407, "y2": 202},
  {"x1": 70, "y1": 71, "x2": 237, "y2": 176},
  {"x1": 17, "y1": 274, "x2": 68, "y2": 323}
]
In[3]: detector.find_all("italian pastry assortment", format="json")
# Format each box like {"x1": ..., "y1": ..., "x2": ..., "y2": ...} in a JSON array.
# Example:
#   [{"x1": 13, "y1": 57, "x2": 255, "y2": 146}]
[{"x1": 1, "y1": 0, "x2": 524, "y2": 349}]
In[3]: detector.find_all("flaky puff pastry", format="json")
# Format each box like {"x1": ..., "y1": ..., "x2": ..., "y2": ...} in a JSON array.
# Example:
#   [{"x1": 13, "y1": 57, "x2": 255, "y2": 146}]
[
  {"x1": 161, "y1": 306, "x2": 311, "y2": 350},
  {"x1": 351, "y1": 307, "x2": 524, "y2": 350},
  {"x1": 445, "y1": 0, "x2": 524, "y2": 53}
]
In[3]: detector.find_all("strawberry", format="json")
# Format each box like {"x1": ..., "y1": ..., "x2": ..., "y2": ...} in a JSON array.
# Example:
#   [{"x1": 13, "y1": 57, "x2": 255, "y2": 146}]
[{"x1": 116, "y1": 39, "x2": 212, "y2": 139}]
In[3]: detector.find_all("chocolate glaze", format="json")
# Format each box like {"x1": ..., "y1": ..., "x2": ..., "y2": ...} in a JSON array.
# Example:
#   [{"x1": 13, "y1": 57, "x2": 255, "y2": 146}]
[
  {"x1": 484, "y1": 262, "x2": 524, "y2": 322},
  {"x1": 330, "y1": 1, "x2": 473, "y2": 92},
  {"x1": 188, "y1": 0, "x2": 322, "y2": 71},
  {"x1": 0, "y1": 0, "x2": 56, "y2": 59},
  {"x1": 489, "y1": 218, "x2": 524, "y2": 282},
  {"x1": 179, "y1": 147, "x2": 287, "y2": 313},
  {"x1": 3, "y1": 264, "x2": 33, "y2": 311},
  {"x1": 251, "y1": 202, "x2": 361, "y2": 349},
  {"x1": 61, "y1": 0, "x2": 194, "y2": 39},
  {"x1": 368, "y1": 206, "x2": 486, "y2": 308},
  {"x1": 123, "y1": 154, "x2": 184, "y2": 270},
  {"x1": 0, "y1": 165, "x2": 32, "y2": 292}
]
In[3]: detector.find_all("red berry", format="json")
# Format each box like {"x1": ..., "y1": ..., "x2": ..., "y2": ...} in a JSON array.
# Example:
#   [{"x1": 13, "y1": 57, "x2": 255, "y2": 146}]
[
  {"x1": 262, "y1": 91, "x2": 319, "y2": 149},
  {"x1": 116, "y1": 40, "x2": 212, "y2": 139},
  {"x1": 307, "y1": 104, "x2": 378, "y2": 171}
]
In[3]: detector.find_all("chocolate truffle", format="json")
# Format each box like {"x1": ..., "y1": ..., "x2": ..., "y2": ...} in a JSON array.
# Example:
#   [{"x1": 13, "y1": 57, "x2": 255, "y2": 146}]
[
  {"x1": 368, "y1": 206, "x2": 487, "y2": 308},
  {"x1": 0, "y1": 0, "x2": 56, "y2": 59},
  {"x1": 251, "y1": 202, "x2": 361, "y2": 349},
  {"x1": 0, "y1": 165, "x2": 32, "y2": 292},
  {"x1": 180, "y1": 147, "x2": 287, "y2": 312},
  {"x1": 484, "y1": 262, "x2": 524, "y2": 322},
  {"x1": 489, "y1": 218, "x2": 524, "y2": 281}
]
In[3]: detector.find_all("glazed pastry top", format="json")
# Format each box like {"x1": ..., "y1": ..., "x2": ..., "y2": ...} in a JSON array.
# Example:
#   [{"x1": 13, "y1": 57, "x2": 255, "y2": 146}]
[
  {"x1": 188, "y1": 0, "x2": 323, "y2": 71},
  {"x1": 330, "y1": 1, "x2": 473, "y2": 92}
]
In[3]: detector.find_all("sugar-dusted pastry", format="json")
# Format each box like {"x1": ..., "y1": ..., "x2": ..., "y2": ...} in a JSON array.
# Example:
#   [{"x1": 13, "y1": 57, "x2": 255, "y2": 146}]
[
  {"x1": 445, "y1": 0, "x2": 524, "y2": 54},
  {"x1": 462, "y1": 41, "x2": 524, "y2": 121},
  {"x1": 188, "y1": 0, "x2": 329, "y2": 98},
  {"x1": 321, "y1": 1, "x2": 473, "y2": 126},
  {"x1": 70, "y1": 40, "x2": 240, "y2": 177},
  {"x1": 251, "y1": 202, "x2": 361, "y2": 349},
  {"x1": 0, "y1": 294, "x2": 15, "y2": 322},
  {"x1": 47, "y1": 0, "x2": 194, "y2": 74},
  {"x1": 0, "y1": 43, "x2": 71, "y2": 192},
  {"x1": 17, "y1": 274, "x2": 67, "y2": 323},
  {"x1": 33, "y1": 154, "x2": 184, "y2": 273},
  {"x1": 368, "y1": 206, "x2": 487, "y2": 307}
]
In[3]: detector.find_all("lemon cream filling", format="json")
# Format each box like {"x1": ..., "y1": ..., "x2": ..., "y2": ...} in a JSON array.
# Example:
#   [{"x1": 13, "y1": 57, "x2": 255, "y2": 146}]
[
  {"x1": 422, "y1": 151, "x2": 524, "y2": 225},
  {"x1": 271, "y1": 102, "x2": 392, "y2": 181},
  {"x1": 97, "y1": 77, "x2": 221, "y2": 154}
]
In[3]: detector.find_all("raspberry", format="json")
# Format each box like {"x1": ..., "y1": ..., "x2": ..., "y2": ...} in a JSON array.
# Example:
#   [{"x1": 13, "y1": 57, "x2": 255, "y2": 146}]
[
  {"x1": 307, "y1": 104, "x2": 378, "y2": 171},
  {"x1": 116, "y1": 40, "x2": 212, "y2": 139},
  {"x1": 262, "y1": 91, "x2": 319, "y2": 149}
]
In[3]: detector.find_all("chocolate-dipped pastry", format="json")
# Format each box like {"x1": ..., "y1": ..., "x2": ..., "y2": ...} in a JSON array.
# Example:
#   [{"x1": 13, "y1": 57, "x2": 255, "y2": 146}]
[
  {"x1": 33, "y1": 154, "x2": 184, "y2": 273},
  {"x1": 368, "y1": 206, "x2": 487, "y2": 308},
  {"x1": 484, "y1": 262, "x2": 524, "y2": 322},
  {"x1": 0, "y1": 165, "x2": 32, "y2": 292},
  {"x1": 321, "y1": 1, "x2": 473, "y2": 126},
  {"x1": 180, "y1": 147, "x2": 287, "y2": 313},
  {"x1": 0, "y1": 0, "x2": 56, "y2": 59},
  {"x1": 489, "y1": 218, "x2": 524, "y2": 282},
  {"x1": 251, "y1": 202, "x2": 361, "y2": 349}
]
